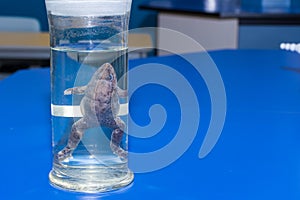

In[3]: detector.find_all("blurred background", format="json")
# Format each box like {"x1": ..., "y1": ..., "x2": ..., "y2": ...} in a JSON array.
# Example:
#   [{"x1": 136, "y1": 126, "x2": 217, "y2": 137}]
[
  {"x1": 0, "y1": 0, "x2": 157, "y2": 31},
  {"x1": 0, "y1": 0, "x2": 299, "y2": 78}
]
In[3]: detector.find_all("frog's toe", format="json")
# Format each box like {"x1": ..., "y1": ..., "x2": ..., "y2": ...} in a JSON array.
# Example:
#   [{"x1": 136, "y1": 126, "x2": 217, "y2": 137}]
[
  {"x1": 64, "y1": 89, "x2": 72, "y2": 95},
  {"x1": 119, "y1": 152, "x2": 127, "y2": 161},
  {"x1": 110, "y1": 143, "x2": 127, "y2": 161},
  {"x1": 56, "y1": 147, "x2": 73, "y2": 161}
]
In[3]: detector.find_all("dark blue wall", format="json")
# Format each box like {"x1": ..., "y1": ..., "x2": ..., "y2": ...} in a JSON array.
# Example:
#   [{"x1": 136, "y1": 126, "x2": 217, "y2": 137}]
[
  {"x1": 130, "y1": 0, "x2": 157, "y2": 29},
  {"x1": 241, "y1": 0, "x2": 300, "y2": 8},
  {"x1": 0, "y1": 0, "x2": 48, "y2": 31},
  {"x1": 0, "y1": 0, "x2": 156, "y2": 31}
]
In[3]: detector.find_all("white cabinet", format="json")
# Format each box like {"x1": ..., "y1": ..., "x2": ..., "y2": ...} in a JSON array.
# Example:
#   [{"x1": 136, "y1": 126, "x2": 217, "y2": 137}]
[{"x1": 157, "y1": 13, "x2": 238, "y2": 55}]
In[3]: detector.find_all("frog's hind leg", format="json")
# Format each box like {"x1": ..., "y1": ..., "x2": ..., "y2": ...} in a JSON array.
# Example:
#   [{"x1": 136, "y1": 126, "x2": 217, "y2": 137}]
[
  {"x1": 57, "y1": 118, "x2": 89, "y2": 161},
  {"x1": 110, "y1": 117, "x2": 127, "y2": 160}
]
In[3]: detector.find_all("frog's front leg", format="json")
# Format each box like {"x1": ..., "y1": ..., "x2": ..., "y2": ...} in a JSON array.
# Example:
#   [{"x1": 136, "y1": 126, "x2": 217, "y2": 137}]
[
  {"x1": 117, "y1": 87, "x2": 127, "y2": 98},
  {"x1": 57, "y1": 118, "x2": 89, "y2": 161},
  {"x1": 110, "y1": 117, "x2": 127, "y2": 160},
  {"x1": 64, "y1": 85, "x2": 87, "y2": 95}
]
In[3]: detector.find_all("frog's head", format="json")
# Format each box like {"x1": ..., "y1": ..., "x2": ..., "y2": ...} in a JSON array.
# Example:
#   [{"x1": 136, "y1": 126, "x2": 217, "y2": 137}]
[{"x1": 97, "y1": 63, "x2": 117, "y2": 84}]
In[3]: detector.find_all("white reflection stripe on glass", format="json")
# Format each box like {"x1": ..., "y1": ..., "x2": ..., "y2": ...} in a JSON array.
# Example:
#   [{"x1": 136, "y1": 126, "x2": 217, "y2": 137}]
[{"x1": 51, "y1": 103, "x2": 128, "y2": 117}]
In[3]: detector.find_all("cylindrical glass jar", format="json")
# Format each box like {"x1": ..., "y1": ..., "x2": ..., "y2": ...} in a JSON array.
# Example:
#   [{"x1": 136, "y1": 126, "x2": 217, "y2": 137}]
[{"x1": 45, "y1": 0, "x2": 133, "y2": 193}]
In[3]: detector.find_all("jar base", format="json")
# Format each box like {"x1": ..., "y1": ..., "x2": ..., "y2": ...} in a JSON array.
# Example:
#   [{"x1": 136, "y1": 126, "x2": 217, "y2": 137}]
[{"x1": 49, "y1": 165, "x2": 134, "y2": 193}]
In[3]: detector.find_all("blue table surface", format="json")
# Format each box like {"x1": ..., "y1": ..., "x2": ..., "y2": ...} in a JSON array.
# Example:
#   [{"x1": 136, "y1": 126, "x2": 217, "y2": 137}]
[{"x1": 0, "y1": 49, "x2": 300, "y2": 199}]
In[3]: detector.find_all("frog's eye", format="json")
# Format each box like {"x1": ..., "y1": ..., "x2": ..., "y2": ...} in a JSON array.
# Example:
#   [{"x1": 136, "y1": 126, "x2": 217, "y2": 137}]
[{"x1": 108, "y1": 73, "x2": 114, "y2": 81}]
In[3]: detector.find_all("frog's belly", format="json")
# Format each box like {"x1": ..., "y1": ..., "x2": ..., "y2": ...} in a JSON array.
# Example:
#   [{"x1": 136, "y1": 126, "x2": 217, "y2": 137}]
[{"x1": 80, "y1": 97, "x2": 114, "y2": 122}]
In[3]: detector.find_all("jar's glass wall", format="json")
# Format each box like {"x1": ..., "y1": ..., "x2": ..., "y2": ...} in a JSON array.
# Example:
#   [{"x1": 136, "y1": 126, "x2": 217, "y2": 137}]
[{"x1": 46, "y1": 0, "x2": 133, "y2": 193}]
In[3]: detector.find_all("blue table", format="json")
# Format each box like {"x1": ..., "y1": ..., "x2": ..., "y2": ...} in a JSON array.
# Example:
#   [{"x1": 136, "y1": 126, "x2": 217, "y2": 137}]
[{"x1": 0, "y1": 49, "x2": 300, "y2": 199}]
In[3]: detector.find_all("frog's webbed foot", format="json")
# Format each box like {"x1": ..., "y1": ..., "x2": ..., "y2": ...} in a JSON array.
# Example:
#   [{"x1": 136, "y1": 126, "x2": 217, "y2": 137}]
[
  {"x1": 110, "y1": 118, "x2": 127, "y2": 160},
  {"x1": 56, "y1": 146, "x2": 73, "y2": 161},
  {"x1": 111, "y1": 143, "x2": 127, "y2": 161}
]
